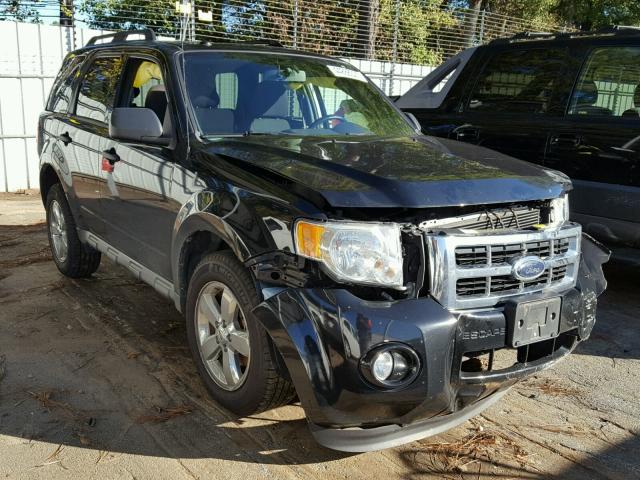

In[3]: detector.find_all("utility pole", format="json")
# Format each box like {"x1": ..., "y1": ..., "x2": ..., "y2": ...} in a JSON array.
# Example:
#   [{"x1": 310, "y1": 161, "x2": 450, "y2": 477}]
[{"x1": 60, "y1": 0, "x2": 74, "y2": 51}]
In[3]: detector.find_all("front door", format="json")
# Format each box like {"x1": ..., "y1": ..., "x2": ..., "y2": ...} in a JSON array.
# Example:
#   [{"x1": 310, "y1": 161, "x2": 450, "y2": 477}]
[
  {"x1": 545, "y1": 46, "x2": 640, "y2": 248},
  {"x1": 452, "y1": 47, "x2": 573, "y2": 166},
  {"x1": 98, "y1": 56, "x2": 177, "y2": 280}
]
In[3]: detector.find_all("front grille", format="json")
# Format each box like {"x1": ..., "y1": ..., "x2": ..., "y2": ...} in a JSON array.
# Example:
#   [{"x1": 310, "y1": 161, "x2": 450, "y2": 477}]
[
  {"x1": 426, "y1": 224, "x2": 582, "y2": 309},
  {"x1": 456, "y1": 266, "x2": 567, "y2": 297},
  {"x1": 456, "y1": 238, "x2": 565, "y2": 267},
  {"x1": 420, "y1": 205, "x2": 542, "y2": 232}
]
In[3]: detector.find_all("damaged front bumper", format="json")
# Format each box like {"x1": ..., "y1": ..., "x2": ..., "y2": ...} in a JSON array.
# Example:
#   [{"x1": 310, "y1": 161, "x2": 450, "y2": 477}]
[{"x1": 252, "y1": 234, "x2": 609, "y2": 452}]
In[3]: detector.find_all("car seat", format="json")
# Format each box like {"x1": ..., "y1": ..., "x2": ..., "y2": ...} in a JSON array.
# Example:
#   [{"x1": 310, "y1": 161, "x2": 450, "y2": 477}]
[
  {"x1": 192, "y1": 90, "x2": 235, "y2": 134},
  {"x1": 622, "y1": 85, "x2": 640, "y2": 118},
  {"x1": 571, "y1": 80, "x2": 612, "y2": 116},
  {"x1": 144, "y1": 85, "x2": 172, "y2": 136}
]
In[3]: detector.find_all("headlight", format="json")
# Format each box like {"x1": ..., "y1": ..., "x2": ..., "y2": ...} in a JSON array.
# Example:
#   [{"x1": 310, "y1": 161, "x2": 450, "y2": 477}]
[
  {"x1": 549, "y1": 195, "x2": 569, "y2": 226},
  {"x1": 294, "y1": 220, "x2": 404, "y2": 288}
]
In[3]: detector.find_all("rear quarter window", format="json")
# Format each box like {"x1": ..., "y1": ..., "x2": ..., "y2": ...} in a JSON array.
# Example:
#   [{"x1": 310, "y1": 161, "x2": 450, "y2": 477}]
[{"x1": 46, "y1": 54, "x2": 84, "y2": 113}]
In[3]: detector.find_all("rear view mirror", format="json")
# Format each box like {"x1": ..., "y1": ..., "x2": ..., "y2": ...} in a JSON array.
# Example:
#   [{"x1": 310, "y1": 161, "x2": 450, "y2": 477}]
[
  {"x1": 405, "y1": 112, "x2": 422, "y2": 132},
  {"x1": 109, "y1": 108, "x2": 168, "y2": 145}
]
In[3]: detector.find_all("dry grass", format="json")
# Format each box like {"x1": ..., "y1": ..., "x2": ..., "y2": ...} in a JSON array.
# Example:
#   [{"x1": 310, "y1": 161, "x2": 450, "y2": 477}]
[
  {"x1": 28, "y1": 389, "x2": 90, "y2": 423},
  {"x1": 0, "y1": 246, "x2": 51, "y2": 268},
  {"x1": 135, "y1": 404, "x2": 193, "y2": 424},
  {"x1": 412, "y1": 427, "x2": 530, "y2": 476},
  {"x1": 520, "y1": 377, "x2": 582, "y2": 397}
]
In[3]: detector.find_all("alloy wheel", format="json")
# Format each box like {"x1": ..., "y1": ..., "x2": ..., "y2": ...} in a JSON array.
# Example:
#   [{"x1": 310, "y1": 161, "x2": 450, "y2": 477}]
[{"x1": 195, "y1": 281, "x2": 251, "y2": 391}]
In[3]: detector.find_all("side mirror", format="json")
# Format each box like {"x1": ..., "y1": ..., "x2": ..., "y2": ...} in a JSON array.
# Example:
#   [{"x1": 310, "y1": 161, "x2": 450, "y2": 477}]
[
  {"x1": 405, "y1": 112, "x2": 422, "y2": 133},
  {"x1": 109, "y1": 108, "x2": 169, "y2": 145}
]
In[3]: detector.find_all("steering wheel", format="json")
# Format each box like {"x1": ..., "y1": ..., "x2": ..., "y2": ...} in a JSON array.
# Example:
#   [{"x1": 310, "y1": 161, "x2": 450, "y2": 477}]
[{"x1": 308, "y1": 115, "x2": 344, "y2": 129}]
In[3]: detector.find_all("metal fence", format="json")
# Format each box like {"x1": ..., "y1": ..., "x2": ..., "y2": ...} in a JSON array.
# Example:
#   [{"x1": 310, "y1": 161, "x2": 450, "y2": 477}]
[{"x1": 0, "y1": 2, "x2": 564, "y2": 192}]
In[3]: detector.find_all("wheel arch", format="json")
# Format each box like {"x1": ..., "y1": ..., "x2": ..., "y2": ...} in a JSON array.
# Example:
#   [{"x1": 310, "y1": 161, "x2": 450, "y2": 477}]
[
  {"x1": 172, "y1": 211, "x2": 252, "y2": 312},
  {"x1": 39, "y1": 163, "x2": 61, "y2": 205}
]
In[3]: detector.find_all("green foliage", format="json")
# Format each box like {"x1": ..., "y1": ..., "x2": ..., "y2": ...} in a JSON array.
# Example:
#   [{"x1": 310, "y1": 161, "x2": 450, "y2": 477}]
[
  {"x1": 376, "y1": 0, "x2": 455, "y2": 64},
  {"x1": 554, "y1": 0, "x2": 640, "y2": 30}
]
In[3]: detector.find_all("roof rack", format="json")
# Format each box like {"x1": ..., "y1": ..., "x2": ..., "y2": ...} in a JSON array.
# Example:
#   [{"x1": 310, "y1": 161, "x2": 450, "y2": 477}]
[
  {"x1": 198, "y1": 38, "x2": 284, "y2": 48},
  {"x1": 490, "y1": 25, "x2": 640, "y2": 45},
  {"x1": 86, "y1": 29, "x2": 156, "y2": 46}
]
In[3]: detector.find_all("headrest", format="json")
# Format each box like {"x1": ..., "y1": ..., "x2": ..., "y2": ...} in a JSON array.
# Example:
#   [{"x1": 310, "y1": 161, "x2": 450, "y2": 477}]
[
  {"x1": 574, "y1": 80, "x2": 598, "y2": 106},
  {"x1": 192, "y1": 92, "x2": 220, "y2": 109}
]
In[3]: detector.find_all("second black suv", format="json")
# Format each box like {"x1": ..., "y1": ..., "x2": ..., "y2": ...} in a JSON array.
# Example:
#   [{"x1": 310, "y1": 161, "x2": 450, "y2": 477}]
[
  {"x1": 398, "y1": 27, "x2": 640, "y2": 251},
  {"x1": 38, "y1": 30, "x2": 608, "y2": 452}
]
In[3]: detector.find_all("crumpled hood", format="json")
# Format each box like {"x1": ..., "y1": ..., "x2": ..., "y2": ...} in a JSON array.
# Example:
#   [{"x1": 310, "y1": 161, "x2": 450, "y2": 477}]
[{"x1": 203, "y1": 135, "x2": 569, "y2": 209}]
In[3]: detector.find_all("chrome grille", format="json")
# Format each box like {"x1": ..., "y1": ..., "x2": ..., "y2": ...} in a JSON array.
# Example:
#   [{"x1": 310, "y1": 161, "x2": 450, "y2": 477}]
[
  {"x1": 455, "y1": 265, "x2": 569, "y2": 297},
  {"x1": 426, "y1": 224, "x2": 582, "y2": 309},
  {"x1": 420, "y1": 205, "x2": 542, "y2": 232}
]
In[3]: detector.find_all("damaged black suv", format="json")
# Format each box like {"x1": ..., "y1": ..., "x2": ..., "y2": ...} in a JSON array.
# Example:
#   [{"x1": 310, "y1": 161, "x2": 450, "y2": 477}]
[{"x1": 38, "y1": 29, "x2": 609, "y2": 452}]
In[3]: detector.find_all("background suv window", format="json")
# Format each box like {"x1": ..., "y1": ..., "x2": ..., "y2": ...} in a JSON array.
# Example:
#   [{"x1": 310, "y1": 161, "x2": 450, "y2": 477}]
[
  {"x1": 468, "y1": 48, "x2": 568, "y2": 114},
  {"x1": 75, "y1": 56, "x2": 123, "y2": 123},
  {"x1": 568, "y1": 47, "x2": 640, "y2": 118}
]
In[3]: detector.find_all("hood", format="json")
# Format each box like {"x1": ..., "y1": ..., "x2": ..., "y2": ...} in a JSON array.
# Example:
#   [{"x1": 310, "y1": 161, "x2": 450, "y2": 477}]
[{"x1": 203, "y1": 135, "x2": 569, "y2": 209}]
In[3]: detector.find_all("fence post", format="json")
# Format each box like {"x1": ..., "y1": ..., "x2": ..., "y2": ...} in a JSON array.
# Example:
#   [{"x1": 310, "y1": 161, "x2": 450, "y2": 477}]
[
  {"x1": 293, "y1": 0, "x2": 299, "y2": 49},
  {"x1": 190, "y1": 1, "x2": 196, "y2": 41},
  {"x1": 389, "y1": 0, "x2": 400, "y2": 96},
  {"x1": 479, "y1": 10, "x2": 486, "y2": 44}
]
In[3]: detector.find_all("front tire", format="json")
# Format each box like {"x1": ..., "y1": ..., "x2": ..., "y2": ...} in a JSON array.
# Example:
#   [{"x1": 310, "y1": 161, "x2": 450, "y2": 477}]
[
  {"x1": 186, "y1": 251, "x2": 295, "y2": 416},
  {"x1": 45, "y1": 184, "x2": 101, "y2": 278}
]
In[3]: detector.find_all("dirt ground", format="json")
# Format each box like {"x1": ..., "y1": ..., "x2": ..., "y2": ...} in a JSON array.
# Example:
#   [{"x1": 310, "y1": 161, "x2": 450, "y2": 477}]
[{"x1": 0, "y1": 192, "x2": 638, "y2": 480}]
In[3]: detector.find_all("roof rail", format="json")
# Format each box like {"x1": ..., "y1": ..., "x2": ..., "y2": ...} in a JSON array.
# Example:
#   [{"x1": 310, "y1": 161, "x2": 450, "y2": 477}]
[
  {"x1": 490, "y1": 25, "x2": 640, "y2": 45},
  {"x1": 86, "y1": 29, "x2": 156, "y2": 46},
  {"x1": 199, "y1": 38, "x2": 284, "y2": 48}
]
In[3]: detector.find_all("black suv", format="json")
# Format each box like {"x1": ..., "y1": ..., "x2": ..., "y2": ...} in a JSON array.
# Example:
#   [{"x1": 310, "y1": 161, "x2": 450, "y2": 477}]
[
  {"x1": 38, "y1": 29, "x2": 608, "y2": 452},
  {"x1": 398, "y1": 27, "x2": 640, "y2": 252}
]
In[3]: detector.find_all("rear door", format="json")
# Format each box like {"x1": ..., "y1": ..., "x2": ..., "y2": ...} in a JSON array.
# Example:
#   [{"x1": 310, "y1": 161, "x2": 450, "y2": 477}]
[
  {"x1": 452, "y1": 46, "x2": 572, "y2": 165},
  {"x1": 545, "y1": 45, "x2": 640, "y2": 247},
  {"x1": 62, "y1": 54, "x2": 124, "y2": 236}
]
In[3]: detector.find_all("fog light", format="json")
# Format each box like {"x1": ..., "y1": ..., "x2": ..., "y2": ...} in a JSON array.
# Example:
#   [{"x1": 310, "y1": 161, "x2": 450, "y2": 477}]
[
  {"x1": 360, "y1": 343, "x2": 421, "y2": 389},
  {"x1": 372, "y1": 351, "x2": 394, "y2": 382}
]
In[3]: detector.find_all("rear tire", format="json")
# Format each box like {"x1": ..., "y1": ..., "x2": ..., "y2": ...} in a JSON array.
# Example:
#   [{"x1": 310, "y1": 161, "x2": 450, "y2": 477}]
[
  {"x1": 186, "y1": 251, "x2": 295, "y2": 416},
  {"x1": 45, "y1": 183, "x2": 101, "y2": 278}
]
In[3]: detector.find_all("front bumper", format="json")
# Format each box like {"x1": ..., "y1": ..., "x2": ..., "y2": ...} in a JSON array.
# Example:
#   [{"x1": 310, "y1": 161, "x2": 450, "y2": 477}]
[{"x1": 252, "y1": 234, "x2": 609, "y2": 451}]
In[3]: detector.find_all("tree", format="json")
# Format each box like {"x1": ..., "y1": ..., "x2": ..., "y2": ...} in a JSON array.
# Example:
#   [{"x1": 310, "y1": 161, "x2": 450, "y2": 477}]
[
  {"x1": 0, "y1": 0, "x2": 42, "y2": 22},
  {"x1": 554, "y1": 0, "x2": 640, "y2": 30}
]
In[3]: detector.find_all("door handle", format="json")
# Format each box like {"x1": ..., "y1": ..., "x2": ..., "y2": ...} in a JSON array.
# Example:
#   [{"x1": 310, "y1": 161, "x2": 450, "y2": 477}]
[
  {"x1": 102, "y1": 148, "x2": 120, "y2": 165},
  {"x1": 550, "y1": 133, "x2": 582, "y2": 147},
  {"x1": 59, "y1": 131, "x2": 72, "y2": 146}
]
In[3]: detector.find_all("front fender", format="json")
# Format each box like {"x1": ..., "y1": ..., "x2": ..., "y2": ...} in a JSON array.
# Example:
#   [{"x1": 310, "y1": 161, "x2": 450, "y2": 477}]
[{"x1": 252, "y1": 288, "x2": 457, "y2": 428}]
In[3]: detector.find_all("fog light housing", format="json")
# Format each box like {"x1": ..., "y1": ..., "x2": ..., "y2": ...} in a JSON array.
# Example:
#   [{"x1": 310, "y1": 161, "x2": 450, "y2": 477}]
[{"x1": 360, "y1": 343, "x2": 421, "y2": 389}]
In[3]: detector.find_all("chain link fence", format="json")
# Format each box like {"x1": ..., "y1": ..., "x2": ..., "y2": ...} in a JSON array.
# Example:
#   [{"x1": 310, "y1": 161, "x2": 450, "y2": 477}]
[{"x1": 0, "y1": 1, "x2": 565, "y2": 191}]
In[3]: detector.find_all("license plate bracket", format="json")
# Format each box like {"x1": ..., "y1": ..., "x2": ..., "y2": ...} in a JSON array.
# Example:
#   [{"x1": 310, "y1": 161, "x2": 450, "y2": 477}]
[{"x1": 506, "y1": 297, "x2": 562, "y2": 347}]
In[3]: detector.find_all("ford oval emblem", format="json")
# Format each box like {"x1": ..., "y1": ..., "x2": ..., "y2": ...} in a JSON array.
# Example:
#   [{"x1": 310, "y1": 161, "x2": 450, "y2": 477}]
[{"x1": 511, "y1": 256, "x2": 546, "y2": 281}]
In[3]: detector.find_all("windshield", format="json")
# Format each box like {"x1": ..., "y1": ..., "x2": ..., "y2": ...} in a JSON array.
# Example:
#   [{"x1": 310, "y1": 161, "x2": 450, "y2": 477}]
[{"x1": 182, "y1": 51, "x2": 415, "y2": 138}]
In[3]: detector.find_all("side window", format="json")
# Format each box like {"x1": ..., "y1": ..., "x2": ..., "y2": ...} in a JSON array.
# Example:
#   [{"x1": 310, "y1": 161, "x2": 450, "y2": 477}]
[
  {"x1": 75, "y1": 56, "x2": 123, "y2": 123},
  {"x1": 128, "y1": 60, "x2": 164, "y2": 108},
  {"x1": 568, "y1": 47, "x2": 640, "y2": 118},
  {"x1": 468, "y1": 48, "x2": 568, "y2": 114},
  {"x1": 47, "y1": 54, "x2": 84, "y2": 113}
]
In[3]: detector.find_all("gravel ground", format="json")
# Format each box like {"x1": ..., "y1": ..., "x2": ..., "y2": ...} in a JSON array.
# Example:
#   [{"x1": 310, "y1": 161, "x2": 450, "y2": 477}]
[{"x1": 0, "y1": 192, "x2": 638, "y2": 480}]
